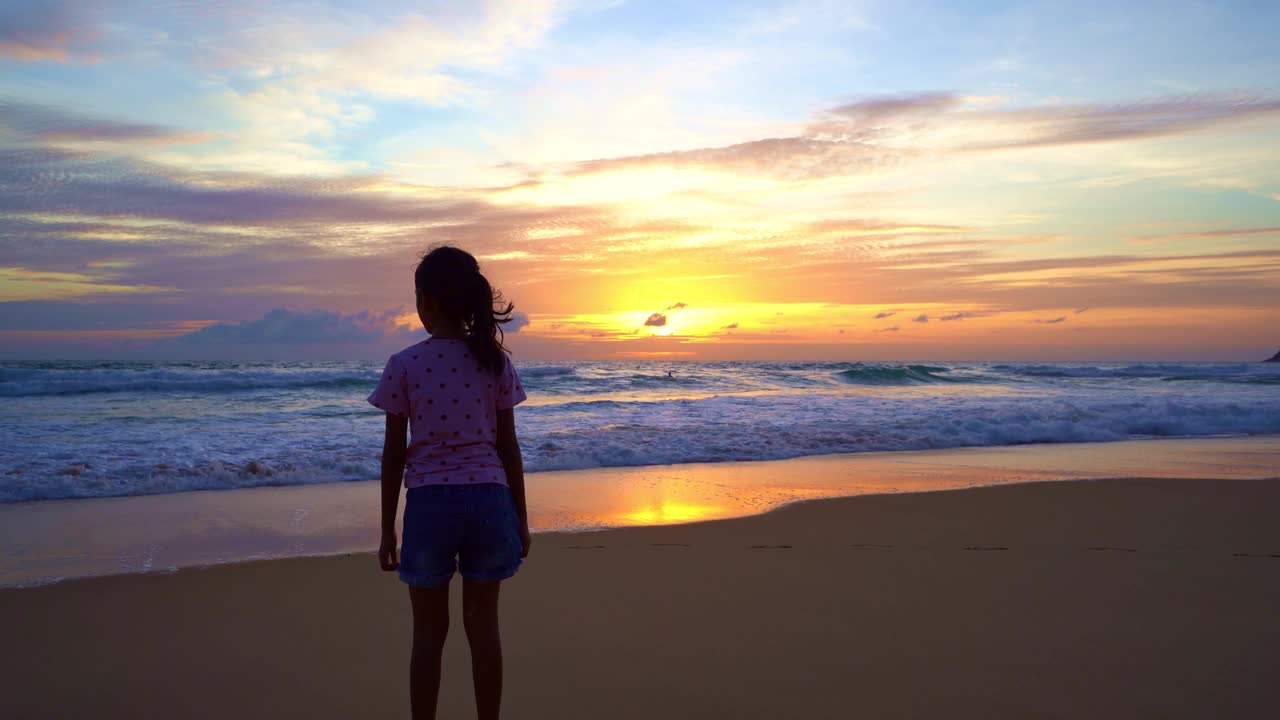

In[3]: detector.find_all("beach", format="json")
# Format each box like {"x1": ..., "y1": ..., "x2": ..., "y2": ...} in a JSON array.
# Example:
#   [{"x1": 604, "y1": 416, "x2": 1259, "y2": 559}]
[
  {"x1": 4, "y1": 472, "x2": 1279, "y2": 719},
  {"x1": 6, "y1": 3, "x2": 1280, "y2": 716},
  {"x1": 5, "y1": 435, "x2": 1280, "y2": 587}
]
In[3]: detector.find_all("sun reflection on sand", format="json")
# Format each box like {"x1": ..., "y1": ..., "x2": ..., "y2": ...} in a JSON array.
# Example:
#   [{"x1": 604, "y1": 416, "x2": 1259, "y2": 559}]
[{"x1": 618, "y1": 500, "x2": 724, "y2": 525}]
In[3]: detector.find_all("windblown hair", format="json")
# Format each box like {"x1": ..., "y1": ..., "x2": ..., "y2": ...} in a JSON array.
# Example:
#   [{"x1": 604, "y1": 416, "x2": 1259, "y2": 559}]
[{"x1": 414, "y1": 245, "x2": 515, "y2": 376}]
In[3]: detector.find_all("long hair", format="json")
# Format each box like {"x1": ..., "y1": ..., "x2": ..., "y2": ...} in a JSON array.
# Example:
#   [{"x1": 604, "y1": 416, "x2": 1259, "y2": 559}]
[{"x1": 414, "y1": 245, "x2": 514, "y2": 375}]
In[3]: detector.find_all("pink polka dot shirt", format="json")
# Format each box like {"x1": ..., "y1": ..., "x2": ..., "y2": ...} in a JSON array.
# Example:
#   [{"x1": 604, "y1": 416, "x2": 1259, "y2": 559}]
[{"x1": 367, "y1": 338, "x2": 526, "y2": 488}]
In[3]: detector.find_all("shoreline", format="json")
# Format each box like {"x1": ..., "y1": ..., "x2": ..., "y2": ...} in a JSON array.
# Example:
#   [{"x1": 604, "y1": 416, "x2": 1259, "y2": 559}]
[
  {"x1": 7, "y1": 430, "x2": 1277, "y2": 507},
  {"x1": 3, "y1": 434, "x2": 1279, "y2": 588},
  {"x1": 12, "y1": 472, "x2": 1280, "y2": 593},
  {"x1": 4, "y1": 476, "x2": 1279, "y2": 718}
]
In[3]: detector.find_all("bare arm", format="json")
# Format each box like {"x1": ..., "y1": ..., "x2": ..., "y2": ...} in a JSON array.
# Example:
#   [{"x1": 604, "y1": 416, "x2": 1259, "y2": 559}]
[
  {"x1": 379, "y1": 413, "x2": 409, "y2": 570},
  {"x1": 495, "y1": 407, "x2": 530, "y2": 556}
]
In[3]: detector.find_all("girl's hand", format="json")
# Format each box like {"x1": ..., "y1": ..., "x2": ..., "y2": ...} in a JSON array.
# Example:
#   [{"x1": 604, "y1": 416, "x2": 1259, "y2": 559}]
[
  {"x1": 379, "y1": 530, "x2": 399, "y2": 571},
  {"x1": 519, "y1": 523, "x2": 532, "y2": 559}
]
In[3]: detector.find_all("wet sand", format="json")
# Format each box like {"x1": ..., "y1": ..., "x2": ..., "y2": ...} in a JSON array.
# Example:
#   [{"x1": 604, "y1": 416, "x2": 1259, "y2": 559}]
[
  {"x1": 5, "y1": 434, "x2": 1279, "y2": 588},
  {"x1": 3, "y1": 476, "x2": 1279, "y2": 719}
]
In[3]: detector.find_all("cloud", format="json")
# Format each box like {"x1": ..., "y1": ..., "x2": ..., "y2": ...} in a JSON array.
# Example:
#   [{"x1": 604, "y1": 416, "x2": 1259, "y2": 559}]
[
  {"x1": 639, "y1": 302, "x2": 685, "y2": 329},
  {"x1": 546, "y1": 92, "x2": 1280, "y2": 184},
  {"x1": 873, "y1": 311, "x2": 895, "y2": 319},
  {"x1": 226, "y1": 2, "x2": 572, "y2": 105},
  {"x1": 0, "y1": 299, "x2": 213, "y2": 332},
  {"x1": 1033, "y1": 316, "x2": 1067, "y2": 324},
  {"x1": 0, "y1": 0, "x2": 99, "y2": 62},
  {"x1": 1074, "y1": 307, "x2": 1090, "y2": 314},
  {"x1": 1133, "y1": 226, "x2": 1280, "y2": 243},
  {"x1": 565, "y1": 135, "x2": 901, "y2": 181},
  {"x1": 506, "y1": 311, "x2": 530, "y2": 333},
  {"x1": 0, "y1": 100, "x2": 211, "y2": 145},
  {"x1": 3, "y1": 85, "x2": 1278, "y2": 355},
  {"x1": 878, "y1": 325, "x2": 900, "y2": 332},
  {"x1": 166, "y1": 306, "x2": 413, "y2": 345},
  {"x1": 0, "y1": 146, "x2": 594, "y2": 229},
  {"x1": 939, "y1": 312, "x2": 978, "y2": 321},
  {"x1": 912, "y1": 313, "x2": 929, "y2": 323},
  {"x1": 826, "y1": 92, "x2": 962, "y2": 123},
  {"x1": 720, "y1": 322, "x2": 739, "y2": 330},
  {"x1": 972, "y1": 94, "x2": 1280, "y2": 151}
]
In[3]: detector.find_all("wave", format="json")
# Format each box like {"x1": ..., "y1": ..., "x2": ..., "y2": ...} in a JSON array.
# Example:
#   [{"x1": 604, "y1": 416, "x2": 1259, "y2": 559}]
[
  {"x1": 834, "y1": 363, "x2": 967, "y2": 385},
  {"x1": 7, "y1": 382, "x2": 1277, "y2": 502},
  {"x1": 519, "y1": 394, "x2": 1280, "y2": 472},
  {"x1": 0, "y1": 367, "x2": 378, "y2": 397},
  {"x1": 516, "y1": 365, "x2": 577, "y2": 379},
  {"x1": 1, "y1": 457, "x2": 376, "y2": 503},
  {"x1": 994, "y1": 363, "x2": 1272, "y2": 380},
  {"x1": 1162, "y1": 374, "x2": 1280, "y2": 385},
  {"x1": 4, "y1": 360, "x2": 1279, "y2": 502},
  {"x1": 7, "y1": 360, "x2": 1272, "y2": 399}
]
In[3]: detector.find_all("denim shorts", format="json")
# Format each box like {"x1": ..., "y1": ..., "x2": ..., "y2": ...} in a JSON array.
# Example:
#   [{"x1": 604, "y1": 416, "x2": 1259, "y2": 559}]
[{"x1": 399, "y1": 483, "x2": 522, "y2": 588}]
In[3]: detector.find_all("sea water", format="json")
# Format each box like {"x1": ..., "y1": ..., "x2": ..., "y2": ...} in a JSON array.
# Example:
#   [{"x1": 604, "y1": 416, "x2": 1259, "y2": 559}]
[{"x1": 3, "y1": 359, "x2": 1278, "y2": 503}]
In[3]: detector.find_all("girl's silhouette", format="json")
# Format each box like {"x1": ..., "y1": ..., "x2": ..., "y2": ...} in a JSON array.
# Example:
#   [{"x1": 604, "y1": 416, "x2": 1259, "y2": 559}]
[{"x1": 368, "y1": 245, "x2": 530, "y2": 720}]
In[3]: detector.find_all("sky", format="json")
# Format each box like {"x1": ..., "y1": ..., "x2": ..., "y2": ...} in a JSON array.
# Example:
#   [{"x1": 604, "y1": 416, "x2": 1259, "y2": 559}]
[{"x1": 1, "y1": 0, "x2": 1278, "y2": 362}]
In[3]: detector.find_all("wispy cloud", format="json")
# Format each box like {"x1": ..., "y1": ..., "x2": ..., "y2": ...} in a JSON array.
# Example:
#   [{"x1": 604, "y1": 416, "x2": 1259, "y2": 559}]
[
  {"x1": 537, "y1": 92, "x2": 1280, "y2": 184},
  {"x1": 644, "y1": 312, "x2": 667, "y2": 327},
  {"x1": 874, "y1": 311, "x2": 895, "y2": 319},
  {"x1": 0, "y1": 0, "x2": 100, "y2": 61},
  {"x1": 972, "y1": 94, "x2": 1280, "y2": 150},
  {"x1": 1033, "y1": 316, "x2": 1067, "y2": 324},
  {"x1": 1133, "y1": 226, "x2": 1280, "y2": 243},
  {"x1": 912, "y1": 313, "x2": 929, "y2": 323},
  {"x1": 222, "y1": 1, "x2": 572, "y2": 105},
  {"x1": 0, "y1": 100, "x2": 211, "y2": 145}
]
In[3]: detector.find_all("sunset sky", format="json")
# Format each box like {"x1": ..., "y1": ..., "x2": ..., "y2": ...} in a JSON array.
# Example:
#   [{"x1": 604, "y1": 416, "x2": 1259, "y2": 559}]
[{"x1": 2, "y1": 0, "x2": 1278, "y2": 361}]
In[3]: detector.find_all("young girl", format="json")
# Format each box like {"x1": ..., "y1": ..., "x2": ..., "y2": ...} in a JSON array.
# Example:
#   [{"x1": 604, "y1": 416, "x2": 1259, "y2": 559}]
[{"x1": 368, "y1": 245, "x2": 530, "y2": 720}]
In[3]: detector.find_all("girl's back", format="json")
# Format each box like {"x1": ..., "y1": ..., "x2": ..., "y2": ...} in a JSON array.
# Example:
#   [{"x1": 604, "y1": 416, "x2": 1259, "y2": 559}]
[{"x1": 369, "y1": 337, "x2": 525, "y2": 487}]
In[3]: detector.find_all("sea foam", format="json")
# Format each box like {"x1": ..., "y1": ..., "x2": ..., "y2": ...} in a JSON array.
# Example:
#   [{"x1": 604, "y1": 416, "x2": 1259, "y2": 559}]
[{"x1": 2, "y1": 360, "x2": 1278, "y2": 502}]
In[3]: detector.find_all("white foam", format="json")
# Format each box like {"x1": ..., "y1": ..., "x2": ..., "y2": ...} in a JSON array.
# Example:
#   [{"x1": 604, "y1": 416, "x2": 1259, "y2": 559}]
[{"x1": 2, "y1": 360, "x2": 1278, "y2": 501}]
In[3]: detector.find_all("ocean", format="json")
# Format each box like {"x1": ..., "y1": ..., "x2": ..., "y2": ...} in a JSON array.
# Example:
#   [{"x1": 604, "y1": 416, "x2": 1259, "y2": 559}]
[{"x1": 3, "y1": 359, "x2": 1279, "y2": 504}]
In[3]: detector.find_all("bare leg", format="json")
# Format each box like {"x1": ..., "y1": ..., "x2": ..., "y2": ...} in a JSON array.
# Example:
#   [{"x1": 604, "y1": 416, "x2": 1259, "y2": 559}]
[
  {"x1": 408, "y1": 584, "x2": 450, "y2": 720},
  {"x1": 462, "y1": 579, "x2": 503, "y2": 720}
]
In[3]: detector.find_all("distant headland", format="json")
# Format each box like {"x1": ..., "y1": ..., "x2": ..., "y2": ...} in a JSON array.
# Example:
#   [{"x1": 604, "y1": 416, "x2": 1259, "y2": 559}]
[{"x1": 1266, "y1": 350, "x2": 1280, "y2": 363}]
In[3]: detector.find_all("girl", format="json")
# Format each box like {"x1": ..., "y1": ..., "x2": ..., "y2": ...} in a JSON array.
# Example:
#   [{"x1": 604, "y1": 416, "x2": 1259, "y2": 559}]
[{"x1": 368, "y1": 245, "x2": 530, "y2": 720}]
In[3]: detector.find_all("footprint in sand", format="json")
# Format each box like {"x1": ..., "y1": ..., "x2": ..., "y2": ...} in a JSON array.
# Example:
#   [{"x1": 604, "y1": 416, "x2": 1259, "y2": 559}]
[
  {"x1": 750, "y1": 544, "x2": 793, "y2": 549},
  {"x1": 1232, "y1": 552, "x2": 1280, "y2": 559},
  {"x1": 963, "y1": 546, "x2": 1008, "y2": 551},
  {"x1": 565, "y1": 545, "x2": 605, "y2": 550},
  {"x1": 1088, "y1": 546, "x2": 1138, "y2": 553}
]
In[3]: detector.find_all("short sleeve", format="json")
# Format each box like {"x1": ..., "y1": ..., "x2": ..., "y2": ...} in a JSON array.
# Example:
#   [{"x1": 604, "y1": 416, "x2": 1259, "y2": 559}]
[
  {"x1": 496, "y1": 355, "x2": 527, "y2": 410},
  {"x1": 367, "y1": 354, "x2": 409, "y2": 418}
]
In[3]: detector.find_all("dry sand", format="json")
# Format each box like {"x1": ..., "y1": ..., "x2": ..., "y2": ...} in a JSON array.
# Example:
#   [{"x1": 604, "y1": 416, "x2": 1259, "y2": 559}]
[{"x1": 3, "y1": 477, "x2": 1279, "y2": 719}]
